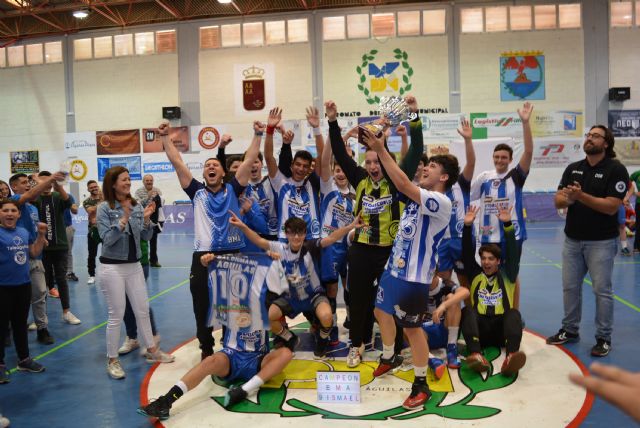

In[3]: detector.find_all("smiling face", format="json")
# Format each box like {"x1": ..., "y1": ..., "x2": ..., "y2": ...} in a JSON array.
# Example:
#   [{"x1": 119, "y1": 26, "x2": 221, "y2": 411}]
[
  {"x1": 250, "y1": 158, "x2": 263, "y2": 181},
  {"x1": 10, "y1": 176, "x2": 30, "y2": 195},
  {"x1": 492, "y1": 150, "x2": 512, "y2": 174},
  {"x1": 203, "y1": 158, "x2": 225, "y2": 188},
  {"x1": 113, "y1": 171, "x2": 131, "y2": 199},
  {"x1": 291, "y1": 158, "x2": 312, "y2": 182},
  {"x1": 419, "y1": 161, "x2": 447, "y2": 191},
  {"x1": 0, "y1": 201, "x2": 19, "y2": 228},
  {"x1": 333, "y1": 164, "x2": 348, "y2": 189},
  {"x1": 364, "y1": 150, "x2": 382, "y2": 182},
  {"x1": 143, "y1": 175, "x2": 154, "y2": 191},
  {"x1": 0, "y1": 182, "x2": 9, "y2": 198},
  {"x1": 285, "y1": 228, "x2": 306, "y2": 252},
  {"x1": 87, "y1": 182, "x2": 100, "y2": 196}
]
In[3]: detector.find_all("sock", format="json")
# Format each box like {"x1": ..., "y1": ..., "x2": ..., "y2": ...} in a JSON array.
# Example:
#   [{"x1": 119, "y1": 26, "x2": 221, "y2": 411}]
[
  {"x1": 277, "y1": 327, "x2": 292, "y2": 341},
  {"x1": 319, "y1": 326, "x2": 331, "y2": 339},
  {"x1": 241, "y1": 375, "x2": 264, "y2": 393},
  {"x1": 382, "y1": 344, "x2": 394, "y2": 359},
  {"x1": 166, "y1": 382, "x2": 187, "y2": 404},
  {"x1": 448, "y1": 327, "x2": 459, "y2": 344},
  {"x1": 622, "y1": 241, "x2": 628, "y2": 249},
  {"x1": 414, "y1": 365, "x2": 427, "y2": 378}
]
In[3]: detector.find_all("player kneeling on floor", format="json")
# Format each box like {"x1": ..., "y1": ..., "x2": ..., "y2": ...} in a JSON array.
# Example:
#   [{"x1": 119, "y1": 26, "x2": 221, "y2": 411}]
[{"x1": 137, "y1": 252, "x2": 293, "y2": 421}]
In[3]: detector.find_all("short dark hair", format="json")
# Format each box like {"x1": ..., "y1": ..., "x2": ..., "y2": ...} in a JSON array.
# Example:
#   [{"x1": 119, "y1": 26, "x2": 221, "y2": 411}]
[
  {"x1": 241, "y1": 151, "x2": 263, "y2": 163},
  {"x1": 87, "y1": 180, "x2": 97, "y2": 186},
  {"x1": 590, "y1": 125, "x2": 616, "y2": 158},
  {"x1": 284, "y1": 217, "x2": 307, "y2": 235},
  {"x1": 38, "y1": 170, "x2": 52, "y2": 177},
  {"x1": 478, "y1": 244, "x2": 501, "y2": 260},
  {"x1": 419, "y1": 153, "x2": 429, "y2": 166},
  {"x1": 9, "y1": 173, "x2": 27, "y2": 186},
  {"x1": 493, "y1": 143, "x2": 513, "y2": 159},
  {"x1": 293, "y1": 150, "x2": 313, "y2": 165},
  {"x1": 226, "y1": 154, "x2": 243, "y2": 171},
  {"x1": 0, "y1": 198, "x2": 18, "y2": 209},
  {"x1": 429, "y1": 154, "x2": 460, "y2": 189}
]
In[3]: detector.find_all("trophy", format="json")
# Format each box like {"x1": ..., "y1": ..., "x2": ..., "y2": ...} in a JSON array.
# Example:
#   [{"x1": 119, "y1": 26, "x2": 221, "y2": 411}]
[
  {"x1": 358, "y1": 96, "x2": 417, "y2": 147},
  {"x1": 58, "y1": 159, "x2": 71, "y2": 186}
]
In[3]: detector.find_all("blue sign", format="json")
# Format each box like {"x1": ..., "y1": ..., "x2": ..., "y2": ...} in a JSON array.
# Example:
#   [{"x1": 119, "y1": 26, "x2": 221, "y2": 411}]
[
  {"x1": 97, "y1": 156, "x2": 142, "y2": 181},
  {"x1": 143, "y1": 162, "x2": 175, "y2": 174}
]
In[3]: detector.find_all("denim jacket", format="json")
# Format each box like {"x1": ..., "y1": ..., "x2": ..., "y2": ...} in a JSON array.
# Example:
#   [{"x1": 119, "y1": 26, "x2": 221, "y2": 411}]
[{"x1": 97, "y1": 200, "x2": 153, "y2": 261}]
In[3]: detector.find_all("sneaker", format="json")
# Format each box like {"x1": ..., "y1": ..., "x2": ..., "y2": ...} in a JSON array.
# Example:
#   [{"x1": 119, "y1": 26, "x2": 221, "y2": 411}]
[
  {"x1": 621, "y1": 247, "x2": 631, "y2": 257},
  {"x1": 28, "y1": 322, "x2": 37, "y2": 331},
  {"x1": 501, "y1": 351, "x2": 527, "y2": 376},
  {"x1": 591, "y1": 339, "x2": 611, "y2": 357},
  {"x1": 48, "y1": 288, "x2": 60, "y2": 298},
  {"x1": 62, "y1": 311, "x2": 81, "y2": 325},
  {"x1": 465, "y1": 352, "x2": 490, "y2": 372},
  {"x1": 37, "y1": 329, "x2": 55, "y2": 345},
  {"x1": 0, "y1": 413, "x2": 9, "y2": 428},
  {"x1": 139, "y1": 335, "x2": 162, "y2": 356},
  {"x1": 150, "y1": 262, "x2": 162, "y2": 268},
  {"x1": 223, "y1": 385, "x2": 248, "y2": 408},
  {"x1": 66, "y1": 272, "x2": 79, "y2": 281},
  {"x1": 145, "y1": 349, "x2": 175, "y2": 364},
  {"x1": 107, "y1": 359, "x2": 125, "y2": 379},
  {"x1": 402, "y1": 382, "x2": 431, "y2": 410},
  {"x1": 428, "y1": 357, "x2": 446, "y2": 380},
  {"x1": 137, "y1": 396, "x2": 171, "y2": 420},
  {"x1": 373, "y1": 353, "x2": 404, "y2": 377},
  {"x1": 17, "y1": 357, "x2": 45, "y2": 373},
  {"x1": 87, "y1": 276, "x2": 95, "y2": 285},
  {"x1": 546, "y1": 329, "x2": 579, "y2": 345},
  {"x1": 314, "y1": 336, "x2": 329, "y2": 360},
  {"x1": 118, "y1": 337, "x2": 139, "y2": 355},
  {"x1": 346, "y1": 345, "x2": 362, "y2": 368},
  {"x1": 329, "y1": 326, "x2": 339, "y2": 346},
  {"x1": 0, "y1": 365, "x2": 8, "y2": 384},
  {"x1": 446, "y1": 343, "x2": 461, "y2": 369}
]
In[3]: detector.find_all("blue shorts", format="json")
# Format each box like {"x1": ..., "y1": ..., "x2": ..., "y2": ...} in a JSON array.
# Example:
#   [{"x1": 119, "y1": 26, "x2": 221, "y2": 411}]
[
  {"x1": 219, "y1": 348, "x2": 265, "y2": 383},
  {"x1": 272, "y1": 293, "x2": 329, "y2": 318},
  {"x1": 437, "y1": 238, "x2": 464, "y2": 273},
  {"x1": 618, "y1": 205, "x2": 626, "y2": 225},
  {"x1": 422, "y1": 322, "x2": 448, "y2": 350},
  {"x1": 320, "y1": 243, "x2": 348, "y2": 283},
  {"x1": 375, "y1": 271, "x2": 429, "y2": 328}
]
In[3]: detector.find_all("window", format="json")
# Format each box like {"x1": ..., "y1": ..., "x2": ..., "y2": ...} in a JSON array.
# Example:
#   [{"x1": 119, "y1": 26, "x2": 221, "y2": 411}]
[
  {"x1": 534, "y1": 5, "x2": 557, "y2": 29},
  {"x1": 637, "y1": 2, "x2": 640, "y2": 25},
  {"x1": 372, "y1": 13, "x2": 395, "y2": 37},
  {"x1": 243, "y1": 22, "x2": 264, "y2": 46},
  {"x1": 423, "y1": 9, "x2": 446, "y2": 34},
  {"x1": 510, "y1": 6, "x2": 532, "y2": 30},
  {"x1": 0, "y1": 48, "x2": 6, "y2": 68},
  {"x1": 287, "y1": 19, "x2": 308, "y2": 42},
  {"x1": 461, "y1": 8, "x2": 483, "y2": 33},
  {"x1": 323, "y1": 16, "x2": 345, "y2": 41},
  {"x1": 200, "y1": 26, "x2": 221, "y2": 49},
  {"x1": 156, "y1": 30, "x2": 176, "y2": 53},
  {"x1": 397, "y1": 11, "x2": 420, "y2": 36},
  {"x1": 93, "y1": 36, "x2": 113, "y2": 59},
  {"x1": 221, "y1": 24, "x2": 241, "y2": 47},
  {"x1": 485, "y1": 6, "x2": 508, "y2": 32},
  {"x1": 135, "y1": 32, "x2": 155, "y2": 55},
  {"x1": 347, "y1": 14, "x2": 369, "y2": 39},
  {"x1": 26, "y1": 43, "x2": 43, "y2": 65},
  {"x1": 611, "y1": 1, "x2": 632, "y2": 27},
  {"x1": 114, "y1": 34, "x2": 133, "y2": 56},
  {"x1": 44, "y1": 41, "x2": 62, "y2": 63},
  {"x1": 8, "y1": 45, "x2": 24, "y2": 67},
  {"x1": 74, "y1": 38, "x2": 92, "y2": 60},
  {"x1": 559, "y1": 3, "x2": 581, "y2": 28},
  {"x1": 265, "y1": 21, "x2": 285, "y2": 45}
]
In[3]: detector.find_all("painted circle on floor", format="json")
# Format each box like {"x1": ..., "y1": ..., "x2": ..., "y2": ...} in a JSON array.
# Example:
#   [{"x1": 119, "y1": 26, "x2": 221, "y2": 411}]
[{"x1": 141, "y1": 313, "x2": 592, "y2": 428}]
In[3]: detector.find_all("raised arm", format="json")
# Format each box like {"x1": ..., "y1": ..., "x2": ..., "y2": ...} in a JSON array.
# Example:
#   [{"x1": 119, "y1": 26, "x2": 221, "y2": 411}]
[
  {"x1": 29, "y1": 222, "x2": 48, "y2": 259},
  {"x1": 228, "y1": 210, "x2": 270, "y2": 251},
  {"x1": 457, "y1": 118, "x2": 476, "y2": 181},
  {"x1": 17, "y1": 172, "x2": 64, "y2": 205},
  {"x1": 325, "y1": 100, "x2": 364, "y2": 187},
  {"x1": 278, "y1": 129, "x2": 294, "y2": 178},
  {"x1": 517, "y1": 102, "x2": 534, "y2": 174},
  {"x1": 235, "y1": 123, "x2": 263, "y2": 187},
  {"x1": 264, "y1": 107, "x2": 282, "y2": 179},
  {"x1": 158, "y1": 121, "x2": 193, "y2": 189},
  {"x1": 497, "y1": 207, "x2": 519, "y2": 282},
  {"x1": 462, "y1": 205, "x2": 482, "y2": 279},
  {"x1": 397, "y1": 124, "x2": 408, "y2": 159},
  {"x1": 398, "y1": 95, "x2": 423, "y2": 178},
  {"x1": 320, "y1": 132, "x2": 333, "y2": 182},
  {"x1": 319, "y1": 214, "x2": 363, "y2": 248},
  {"x1": 363, "y1": 129, "x2": 420, "y2": 204},
  {"x1": 307, "y1": 106, "x2": 324, "y2": 175}
]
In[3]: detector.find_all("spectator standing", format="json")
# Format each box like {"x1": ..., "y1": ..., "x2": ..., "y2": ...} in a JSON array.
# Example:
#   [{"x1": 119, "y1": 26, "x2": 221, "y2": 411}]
[
  {"x1": 83, "y1": 180, "x2": 103, "y2": 284},
  {"x1": 135, "y1": 175, "x2": 163, "y2": 268}
]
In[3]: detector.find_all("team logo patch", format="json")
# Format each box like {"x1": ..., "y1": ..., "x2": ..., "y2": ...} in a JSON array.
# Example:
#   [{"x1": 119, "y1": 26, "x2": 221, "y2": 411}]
[
  {"x1": 14, "y1": 251, "x2": 27, "y2": 265},
  {"x1": 425, "y1": 198, "x2": 439, "y2": 213},
  {"x1": 13, "y1": 236, "x2": 23, "y2": 246},
  {"x1": 615, "y1": 181, "x2": 627, "y2": 193}
]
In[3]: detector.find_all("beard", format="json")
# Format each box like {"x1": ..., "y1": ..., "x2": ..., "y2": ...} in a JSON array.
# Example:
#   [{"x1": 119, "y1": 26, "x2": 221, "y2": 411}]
[{"x1": 584, "y1": 142, "x2": 605, "y2": 155}]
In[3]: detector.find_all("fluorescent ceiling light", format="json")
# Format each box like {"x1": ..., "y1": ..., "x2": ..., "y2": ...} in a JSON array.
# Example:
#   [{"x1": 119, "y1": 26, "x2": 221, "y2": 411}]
[
  {"x1": 73, "y1": 9, "x2": 89, "y2": 19},
  {"x1": 218, "y1": 0, "x2": 232, "y2": 4}
]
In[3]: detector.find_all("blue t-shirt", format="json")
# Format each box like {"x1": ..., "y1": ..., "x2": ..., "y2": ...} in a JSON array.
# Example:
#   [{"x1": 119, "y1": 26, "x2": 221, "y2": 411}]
[
  {"x1": 11, "y1": 194, "x2": 38, "y2": 241},
  {"x1": 0, "y1": 226, "x2": 33, "y2": 286}
]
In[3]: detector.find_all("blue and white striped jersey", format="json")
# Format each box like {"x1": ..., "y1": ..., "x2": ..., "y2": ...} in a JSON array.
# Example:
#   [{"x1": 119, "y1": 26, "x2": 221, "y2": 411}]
[
  {"x1": 470, "y1": 166, "x2": 528, "y2": 243},
  {"x1": 271, "y1": 171, "x2": 321, "y2": 241},
  {"x1": 319, "y1": 179, "x2": 354, "y2": 240},
  {"x1": 268, "y1": 240, "x2": 323, "y2": 302},
  {"x1": 184, "y1": 178, "x2": 246, "y2": 252},
  {"x1": 207, "y1": 252, "x2": 288, "y2": 352},
  {"x1": 245, "y1": 176, "x2": 279, "y2": 237},
  {"x1": 386, "y1": 189, "x2": 451, "y2": 284},
  {"x1": 444, "y1": 175, "x2": 472, "y2": 239}
]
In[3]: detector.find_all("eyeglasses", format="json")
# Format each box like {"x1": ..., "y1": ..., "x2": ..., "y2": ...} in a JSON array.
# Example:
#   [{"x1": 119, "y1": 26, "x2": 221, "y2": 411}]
[{"x1": 584, "y1": 133, "x2": 605, "y2": 139}]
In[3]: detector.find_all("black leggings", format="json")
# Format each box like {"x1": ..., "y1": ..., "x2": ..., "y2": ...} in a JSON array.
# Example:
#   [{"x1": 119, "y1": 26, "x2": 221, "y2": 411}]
[
  {"x1": 43, "y1": 249, "x2": 70, "y2": 310},
  {"x1": 0, "y1": 285, "x2": 31, "y2": 364},
  {"x1": 461, "y1": 306, "x2": 523, "y2": 354}
]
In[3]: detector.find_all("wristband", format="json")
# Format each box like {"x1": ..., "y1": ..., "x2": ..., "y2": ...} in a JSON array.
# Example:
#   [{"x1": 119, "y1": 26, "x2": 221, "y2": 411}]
[
  {"x1": 266, "y1": 125, "x2": 275, "y2": 135},
  {"x1": 312, "y1": 127, "x2": 322, "y2": 137},
  {"x1": 255, "y1": 131, "x2": 264, "y2": 137}
]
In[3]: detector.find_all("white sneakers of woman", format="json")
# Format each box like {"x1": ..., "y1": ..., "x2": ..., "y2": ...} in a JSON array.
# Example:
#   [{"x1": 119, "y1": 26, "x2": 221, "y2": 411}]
[
  {"x1": 347, "y1": 345, "x2": 364, "y2": 368},
  {"x1": 145, "y1": 349, "x2": 175, "y2": 364},
  {"x1": 0, "y1": 414, "x2": 9, "y2": 428},
  {"x1": 62, "y1": 311, "x2": 81, "y2": 325},
  {"x1": 107, "y1": 359, "x2": 125, "y2": 379},
  {"x1": 118, "y1": 337, "x2": 139, "y2": 355}
]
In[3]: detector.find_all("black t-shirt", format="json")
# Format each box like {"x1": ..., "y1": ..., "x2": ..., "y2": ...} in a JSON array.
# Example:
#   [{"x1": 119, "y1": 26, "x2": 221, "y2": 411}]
[{"x1": 559, "y1": 157, "x2": 629, "y2": 240}]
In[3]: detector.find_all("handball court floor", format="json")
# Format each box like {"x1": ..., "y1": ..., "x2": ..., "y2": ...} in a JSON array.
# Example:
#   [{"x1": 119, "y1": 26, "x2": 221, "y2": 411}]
[{"x1": 1, "y1": 221, "x2": 639, "y2": 427}]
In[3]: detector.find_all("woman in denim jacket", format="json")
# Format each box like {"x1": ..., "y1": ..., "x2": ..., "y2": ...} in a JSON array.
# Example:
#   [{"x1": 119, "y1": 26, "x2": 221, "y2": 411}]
[{"x1": 97, "y1": 166, "x2": 174, "y2": 379}]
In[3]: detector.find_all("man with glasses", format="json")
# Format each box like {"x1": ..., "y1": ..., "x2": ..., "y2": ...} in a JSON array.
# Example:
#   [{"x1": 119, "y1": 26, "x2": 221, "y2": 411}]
[{"x1": 547, "y1": 125, "x2": 629, "y2": 357}]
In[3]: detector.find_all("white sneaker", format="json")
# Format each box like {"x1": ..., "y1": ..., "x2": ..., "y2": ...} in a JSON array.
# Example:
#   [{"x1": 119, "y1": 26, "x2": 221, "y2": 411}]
[
  {"x1": 145, "y1": 349, "x2": 175, "y2": 364},
  {"x1": 347, "y1": 345, "x2": 362, "y2": 368},
  {"x1": 87, "y1": 276, "x2": 95, "y2": 285},
  {"x1": 139, "y1": 335, "x2": 161, "y2": 356},
  {"x1": 28, "y1": 322, "x2": 37, "y2": 331},
  {"x1": 118, "y1": 337, "x2": 140, "y2": 355},
  {"x1": 107, "y1": 359, "x2": 125, "y2": 379},
  {"x1": 0, "y1": 414, "x2": 10, "y2": 428},
  {"x1": 62, "y1": 311, "x2": 81, "y2": 325}
]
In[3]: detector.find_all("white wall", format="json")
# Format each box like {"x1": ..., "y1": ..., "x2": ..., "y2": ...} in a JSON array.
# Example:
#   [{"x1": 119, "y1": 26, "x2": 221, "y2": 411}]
[{"x1": 609, "y1": 28, "x2": 640, "y2": 109}]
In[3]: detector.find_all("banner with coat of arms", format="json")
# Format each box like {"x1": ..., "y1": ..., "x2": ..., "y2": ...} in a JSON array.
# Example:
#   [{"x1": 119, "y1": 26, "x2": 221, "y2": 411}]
[
  {"x1": 356, "y1": 48, "x2": 413, "y2": 105},
  {"x1": 500, "y1": 51, "x2": 545, "y2": 101},
  {"x1": 233, "y1": 63, "x2": 275, "y2": 116}
]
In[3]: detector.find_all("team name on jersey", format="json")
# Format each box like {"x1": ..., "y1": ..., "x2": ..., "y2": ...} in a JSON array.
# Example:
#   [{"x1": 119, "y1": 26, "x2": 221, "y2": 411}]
[
  {"x1": 216, "y1": 258, "x2": 258, "y2": 274},
  {"x1": 362, "y1": 195, "x2": 393, "y2": 214},
  {"x1": 478, "y1": 288, "x2": 503, "y2": 306},
  {"x1": 287, "y1": 198, "x2": 310, "y2": 216}
]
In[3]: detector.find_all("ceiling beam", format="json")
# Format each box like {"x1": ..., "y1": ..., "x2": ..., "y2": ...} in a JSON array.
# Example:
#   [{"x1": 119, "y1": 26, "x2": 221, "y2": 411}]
[
  {"x1": 230, "y1": 1, "x2": 242, "y2": 14},
  {"x1": 297, "y1": 0, "x2": 308, "y2": 9},
  {"x1": 31, "y1": 13, "x2": 66, "y2": 32},
  {"x1": 155, "y1": 0, "x2": 182, "y2": 19}
]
